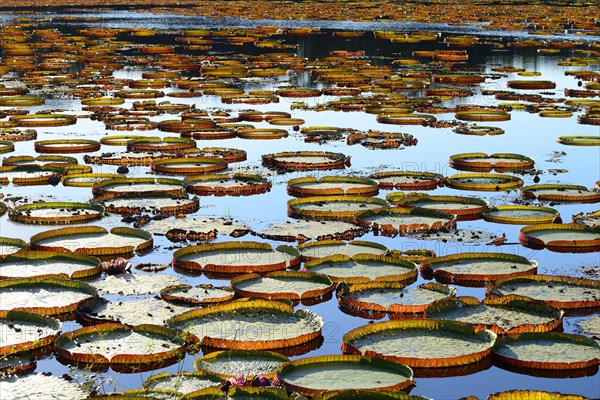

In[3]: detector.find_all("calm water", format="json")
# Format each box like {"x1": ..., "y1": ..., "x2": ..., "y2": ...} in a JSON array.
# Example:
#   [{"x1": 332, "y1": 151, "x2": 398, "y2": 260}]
[{"x1": 0, "y1": 10, "x2": 599, "y2": 399}]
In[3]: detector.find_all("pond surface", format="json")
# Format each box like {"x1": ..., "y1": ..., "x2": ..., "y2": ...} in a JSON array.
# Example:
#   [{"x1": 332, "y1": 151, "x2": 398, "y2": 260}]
[{"x1": 0, "y1": 9, "x2": 599, "y2": 399}]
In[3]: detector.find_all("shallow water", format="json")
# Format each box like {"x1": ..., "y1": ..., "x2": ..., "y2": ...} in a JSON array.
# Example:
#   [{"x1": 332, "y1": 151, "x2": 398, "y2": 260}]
[{"x1": 0, "y1": 9, "x2": 599, "y2": 399}]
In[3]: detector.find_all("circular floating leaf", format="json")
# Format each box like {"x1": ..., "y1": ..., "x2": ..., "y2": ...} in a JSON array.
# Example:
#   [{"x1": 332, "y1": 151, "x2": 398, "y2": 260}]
[
  {"x1": 355, "y1": 207, "x2": 456, "y2": 235},
  {"x1": 194, "y1": 349, "x2": 289, "y2": 378},
  {"x1": 168, "y1": 299, "x2": 323, "y2": 352},
  {"x1": 487, "y1": 390, "x2": 590, "y2": 400},
  {"x1": 273, "y1": 355, "x2": 414, "y2": 395},
  {"x1": 186, "y1": 173, "x2": 271, "y2": 196},
  {"x1": 304, "y1": 254, "x2": 417, "y2": 285},
  {"x1": 492, "y1": 332, "x2": 599, "y2": 370},
  {"x1": 9, "y1": 202, "x2": 104, "y2": 225},
  {"x1": 0, "y1": 165, "x2": 63, "y2": 186},
  {"x1": 30, "y1": 226, "x2": 153, "y2": 258},
  {"x1": 92, "y1": 273, "x2": 180, "y2": 297},
  {"x1": 0, "y1": 237, "x2": 26, "y2": 258},
  {"x1": 453, "y1": 125, "x2": 504, "y2": 136},
  {"x1": 0, "y1": 277, "x2": 97, "y2": 318},
  {"x1": 0, "y1": 373, "x2": 90, "y2": 399},
  {"x1": 489, "y1": 274, "x2": 600, "y2": 310},
  {"x1": 262, "y1": 151, "x2": 350, "y2": 171},
  {"x1": 228, "y1": 387, "x2": 290, "y2": 399},
  {"x1": 0, "y1": 128, "x2": 36, "y2": 142},
  {"x1": 445, "y1": 173, "x2": 524, "y2": 192},
  {"x1": 521, "y1": 184, "x2": 600, "y2": 203},
  {"x1": 482, "y1": 205, "x2": 560, "y2": 225},
  {"x1": 0, "y1": 140, "x2": 15, "y2": 154},
  {"x1": 337, "y1": 282, "x2": 456, "y2": 318},
  {"x1": 369, "y1": 171, "x2": 444, "y2": 191},
  {"x1": 507, "y1": 80, "x2": 556, "y2": 89},
  {"x1": 0, "y1": 251, "x2": 101, "y2": 280},
  {"x1": 172, "y1": 242, "x2": 300, "y2": 275},
  {"x1": 343, "y1": 320, "x2": 496, "y2": 368},
  {"x1": 34, "y1": 139, "x2": 100, "y2": 154},
  {"x1": 287, "y1": 176, "x2": 379, "y2": 198},
  {"x1": 557, "y1": 136, "x2": 600, "y2": 146},
  {"x1": 420, "y1": 252, "x2": 538, "y2": 286},
  {"x1": 257, "y1": 220, "x2": 367, "y2": 243},
  {"x1": 519, "y1": 223, "x2": 600, "y2": 252},
  {"x1": 151, "y1": 157, "x2": 228, "y2": 176},
  {"x1": 99, "y1": 135, "x2": 143, "y2": 146},
  {"x1": 288, "y1": 196, "x2": 387, "y2": 222},
  {"x1": 455, "y1": 110, "x2": 511, "y2": 122},
  {"x1": 9, "y1": 114, "x2": 77, "y2": 127},
  {"x1": 0, "y1": 310, "x2": 61, "y2": 356},
  {"x1": 160, "y1": 284, "x2": 235, "y2": 306},
  {"x1": 92, "y1": 177, "x2": 187, "y2": 200},
  {"x1": 390, "y1": 194, "x2": 488, "y2": 221},
  {"x1": 237, "y1": 128, "x2": 288, "y2": 140},
  {"x1": 185, "y1": 147, "x2": 247, "y2": 163},
  {"x1": 425, "y1": 295, "x2": 563, "y2": 335},
  {"x1": 143, "y1": 372, "x2": 222, "y2": 395},
  {"x1": 298, "y1": 240, "x2": 388, "y2": 262},
  {"x1": 55, "y1": 322, "x2": 188, "y2": 373},
  {"x1": 102, "y1": 196, "x2": 199, "y2": 216},
  {"x1": 231, "y1": 271, "x2": 335, "y2": 302},
  {"x1": 316, "y1": 390, "x2": 430, "y2": 400},
  {"x1": 450, "y1": 153, "x2": 534, "y2": 173},
  {"x1": 61, "y1": 173, "x2": 121, "y2": 187},
  {"x1": 84, "y1": 151, "x2": 171, "y2": 166}
]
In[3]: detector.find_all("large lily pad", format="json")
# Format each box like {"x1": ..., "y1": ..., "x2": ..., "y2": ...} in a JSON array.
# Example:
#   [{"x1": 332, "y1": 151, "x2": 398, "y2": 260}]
[
  {"x1": 194, "y1": 349, "x2": 289, "y2": 378},
  {"x1": 389, "y1": 194, "x2": 488, "y2": 221},
  {"x1": 55, "y1": 322, "x2": 189, "y2": 373},
  {"x1": 369, "y1": 171, "x2": 444, "y2": 191},
  {"x1": 0, "y1": 251, "x2": 101, "y2": 280},
  {"x1": 257, "y1": 220, "x2": 367, "y2": 242},
  {"x1": 151, "y1": 157, "x2": 228, "y2": 175},
  {"x1": 519, "y1": 223, "x2": 600, "y2": 252},
  {"x1": 287, "y1": 176, "x2": 379, "y2": 197},
  {"x1": 445, "y1": 173, "x2": 524, "y2": 192},
  {"x1": 487, "y1": 390, "x2": 590, "y2": 400},
  {"x1": 421, "y1": 252, "x2": 538, "y2": 286},
  {"x1": 142, "y1": 372, "x2": 222, "y2": 395},
  {"x1": 92, "y1": 273, "x2": 180, "y2": 296},
  {"x1": 84, "y1": 151, "x2": 172, "y2": 166},
  {"x1": 273, "y1": 355, "x2": 414, "y2": 395},
  {"x1": 521, "y1": 184, "x2": 600, "y2": 203},
  {"x1": 34, "y1": 139, "x2": 100, "y2": 154},
  {"x1": 449, "y1": 153, "x2": 534, "y2": 172},
  {"x1": 147, "y1": 217, "x2": 250, "y2": 240},
  {"x1": 0, "y1": 237, "x2": 26, "y2": 257},
  {"x1": 167, "y1": 299, "x2": 323, "y2": 351},
  {"x1": 488, "y1": 274, "x2": 600, "y2": 310},
  {"x1": 102, "y1": 196, "x2": 199, "y2": 216},
  {"x1": 186, "y1": 173, "x2": 271, "y2": 196},
  {"x1": 8, "y1": 202, "x2": 104, "y2": 225},
  {"x1": 0, "y1": 373, "x2": 90, "y2": 400},
  {"x1": 0, "y1": 310, "x2": 61, "y2": 356},
  {"x1": 492, "y1": 332, "x2": 600, "y2": 370},
  {"x1": 304, "y1": 254, "x2": 418, "y2": 284},
  {"x1": 61, "y1": 173, "x2": 121, "y2": 187},
  {"x1": 355, "y1": 207, "x2": 456, "y2": 235},
  {"x1": 337, "y1": 282, "x2": 457, "y2": 318},
  {"x1": 425, "y1": 295, "x2": 563, "y2": 335},
  {"x1": 342, "y1": 320, "x2": 497, "y2": 368},
  {"x1": 297, "y1": 240, "x2": 388, "y2": 261},
  {"x1": 92, "y1": 177, "x2": 187, "y2": 200},
  {"x1": 0, "y1": 165, "x2": 63, "y2": 186},
  {"x1": 172, "y1": 242, "x2": 300, "y2": 274},
  {"x1": 316, "y1": 391, "x2": 430, "y2": 400},
  {"x1": 0, "y1": 277, "x2": 97, "y2": 318},
  {"x1": 160, "y1": 284, "x2": 235, "y2": 306},
  {"x1": 231, "y1": 271, "x2": 335, "y2": 302},
  {"x1": 288, "y1": 196, "x2": 387, "y2": 222},
  {"x1": 30, "y1": 226, "x2": 153, "y2": 258},
  {"x1": 262, "y1": 151, "x2": 350, "y2": 171},
  {"x1": 482, "y1": 205, "x2": 560, "y2": 225}
]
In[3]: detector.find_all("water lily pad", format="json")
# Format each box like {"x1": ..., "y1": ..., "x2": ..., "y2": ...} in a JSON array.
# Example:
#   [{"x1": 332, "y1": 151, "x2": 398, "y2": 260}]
[
  {"x1": 488, "y1": 274, "x2": 600, "y2": 310},
  {"x1": 287, "y1": 176, "x2": 379, "y2": 197},
  {"x1": 369, "y1": 171, "x2": 444, "y2": 191},
  {"x1": 0, "y1": 310, "x2": 61, "y2": 356},
  {"x1": 572, "y1": 210, "x2": 600, "y2": 228},
  {"x1": 231, "y1": 271, "x2": 335, "y2": 302},
  {"x1": 482, "y1": 205, "x2": 560, "y2": 225},
  {"x1": 168, "y1": 299, "x2": 323, "y2": 351},
  {"x1": 492, "y1": 332, "x2": 599, "y2": 370},
  {"x1": 449, "y1": 153, "x2": 534, "y2": 172},
  {"x1": 337, "y1": 282, "x2": 457, "y2": 318},
  {"x1": 0, "y1": 353, "x2": 37, "y2": 376},
  {"x1": 92, "y1": 273, "x2": 180, "y2": 296},
  {"x1": 30, "y1": 226, "x2": 153, "y2": 258},
  {"x1": 453, "y1": 125, "x2": 505, "y2": 136},
  {"x1": 519, "y1": 223, "x2": 600, "y2": 252},
  {"x1": 487, "y1": 390, "x2": 590, "y2": 400},
  {"x1": 84, "y1": 151, "x2": 172, "y2": 166},
  {"x1": 521, "y1": 184, "x2": 600, "y2": 203},
  {"x1": 151, "y1": 157, "x2": 228, "y2": 175},
  {"x1": 316, "y1": 390, "x2": 430, "y2": 400},
  {"x1": 0, "y1": 277, "x2": 97, "y2": 318},
  {"x1": 3, "y1": 155, "x2": 77, "y2": 167},
  {"x1": 186, "y1": 173, "x2": 271, "y2": 196},
  {"x1": 389, "y1": 194, "x2": 488, "y2": 221},
  {"x1": 355, "y1": 207, "x2": 456, "y2": 235},
  {"x1": 288, "y1": 196, "x2": 387, "y2": 221},
  {"x1": 273, "y1": 355, "x2": 414, "y2": 395},
  {"x1": 262, "y1": 151, "x2": 351, "y2": 171},
  {"x1": 445, "y1": 173, "x2": 524, "y2": 192},
  {"x1": 92, "y1": 177, "x2": 187, "y2": 200},
  {"x1": 61, "y1": 173, "x2": 121, "y2": 187},
  {"x1": 184, "y1": 147, "x2": 247, "y2": 163},
  {"x1": 304, "y1": 254, "x2": 417, "y2": 284},
  {"x1": 257, "y1": 220, "x2": 367, "y2": 242},
  {"x1": 55, "y1": 322, "x2": 189, "y2": 373},
  {"x1": 77, "y1": 297, "x2": 193, "y2": 326},
  {"x1": 228, "y1": 386, "x2": 289, "y2": 399},
  {"x1": 0, "y1": 237, "x2": 26, "y2": 257},
  {"x1": 143, "y1": 372, "x2": 222, "y2": 395},
  {"x1": 455, "y1": 110, "x2": 511, "y2": 122},
  {"x1": 126, "y1": 137, "x2": 196, "y2": 153},
  {"x1": 420, "y1": 252, "x2": 538, "y2": 286},
  {"x1": 425, "y1": 295, "x2": 563, "y2": 335},
  {"x1": 0, "y1": 251, "x2": 101, "y2": 280},
  {"x1": 343, "y1": 320, "x2": 496, "y2": 368},
  {"x1": 576, "y1": 315, "x2": 600, "y2": 337},
  {"x1": 172, "y1": 242, "x2": 300, "y2": 275},
  {"x1": 557, "y1": 136, "x2": 600, "y2": 146},
  {"x1": 160, "y1": 284, "x2": 235, "y2": 306},
  {"x1": 102, "y1": 196, "x2": 199, "y2": 216},
  {"x1": 194, "y1": 349, "x2": 289, "y2": 378},
  {"x1": 298, "y1": 240, "x2": 388, "y2": 261},
  {"x1": 8, "y1": 202, "x2": 104, "y2": 225},
  {"x1": 34, "y1": 139, "x2": 100, "y2": 154},
  {"x1": 0, "y1": 165, "x2": 63, "y2": 186},
  {"x1": 0, "y1": 373, "x2": 90, "y2": 400}
]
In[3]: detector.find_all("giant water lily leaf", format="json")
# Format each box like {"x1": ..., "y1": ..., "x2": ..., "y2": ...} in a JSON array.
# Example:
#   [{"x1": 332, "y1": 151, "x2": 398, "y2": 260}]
[
  {"x1": 194, "y1": 349, "x2": 289, "y2": 378},
  {"x1": 521, "y1": 184, "x2": 600, "y2": 203},
  {"x1": 0, "y1": 251, "x2": 101, "y2": 280},
  {"x1": 288, "y1": 196, "x2": 387, "y2": 222},
  {"x1": 168, "y1": 299, "x2": 322, "y2": 352},
  {"x1": 489, "y1": 275, "x2": 600, "y2": 310},
  {"x1": 92, "y1": 273, "x2": 180, "y2": 296},
  {"x1": 287, "y1": 176, "x2": 379, "y2": 197},
  {"x1": 487, "y1": 390, "x2": 590, "y2": 400},
  {"x1": 186, "y1": 173, "x2": 271, "y2": 196},
  {"x1": 8, "y1": 202, "x2": 104, "y2": 225},
  {"x1": 519, "y1": 223, "x2": 600, "y2": 252},
  {"x1": 92, "y1": 177, "x2": 187, "y2": 200},
  {"x1": 0, "y1": 237, "x2": 26, "y2": 257},
  {"x1": 298, "y1": 240, "x2": 388, "y2": 261},
  {"x1": 143, "y1": 372, "x2": 222, "y2": 395},
  {"x1": 0, "y1": 373, "x2": 90, "y2": 400},
  {"x1": 257, "y1": 220, "x2": 367, "y2": 242},
  {"x1": 55, "y1": 323, "x2": 189, "y2": 372},
  {"x1": 228, "y1": 387, "x2": 290, "y2": 399},
  {"x1": 102, "y1": 196, "x2": 199, "y2": 216},
  {"x1": 273, "y1": 355, "x2": 414, "y2": 395},
  {"x1": 445, "y1": 173, "x2": 523, "y2": 192},
  {"x1": 449, "y1": 152, "x2": 534, "y2": 173},
  {"x1": 0, "y1": 310, "x2": 61, "y2": 356},
  {"x1": 482, "y1": 205, "x2": 560, "y2": 225},
  {"x1": 369, "y1": 171, "x2": 444, "y2": 191},
  {"x1": 262, "y1": 151, "x2": 350, "y2": 171},
  {"x1": 492, "y1": 332, "x2": 600, "y2": 370},
  {"x1": 146, "y1": 217, "x2": 250, "y2": 241},
  {"x1": 343, "y1": 320, "x2": 496, "y2": 368},
  {"x1": 316, "y1": 390, "x2": 431, "y2": 400},
  {"x1": 231, "y1": 271, "x2": 335, "y2": 302},
  {"x1": 389, "y1": 194, "x2": 488, "y2": 221},
  {"x1": 355, "y1": 207, "x2": 456, "y2": 235},
  {"x1": 160, "y1": 284, "x2": 234, "y2": 306},
  {"x1": 425, "y1": 295, "x2": 563, "y2": 335}
]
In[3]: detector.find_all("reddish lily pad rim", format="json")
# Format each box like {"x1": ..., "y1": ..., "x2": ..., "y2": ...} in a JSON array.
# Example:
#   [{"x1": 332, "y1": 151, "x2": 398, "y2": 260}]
[
  {"x1": 230, "y1": 271, "x2": 335, "y2": 301},
  {"x1": 194, "y1": 349, "x2": 289, "y2": 378}
]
